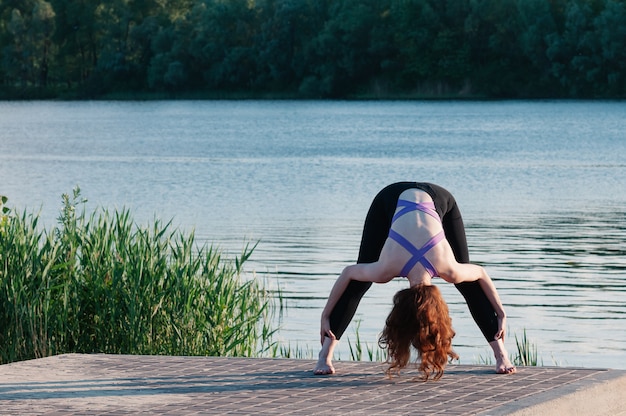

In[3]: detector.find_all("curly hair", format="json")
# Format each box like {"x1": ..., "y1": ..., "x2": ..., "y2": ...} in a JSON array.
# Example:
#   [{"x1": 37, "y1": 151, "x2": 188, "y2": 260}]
[{"x1": 378, "y1": 284, "x2": 459, "y2": 381}]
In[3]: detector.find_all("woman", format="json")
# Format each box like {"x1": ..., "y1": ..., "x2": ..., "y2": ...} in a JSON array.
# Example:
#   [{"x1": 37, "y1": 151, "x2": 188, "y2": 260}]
[{"x1": 314, "y1": 182, "x2": 516, "y2": 379}]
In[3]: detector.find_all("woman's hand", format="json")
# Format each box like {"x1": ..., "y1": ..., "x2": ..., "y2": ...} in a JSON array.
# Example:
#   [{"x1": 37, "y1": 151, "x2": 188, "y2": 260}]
[
  {"x1": 494, "y1": 314, "x2": 507, "y2": 341},
  {"x1": 320, "y1": 317, "x2": 336, "y2": 345}
]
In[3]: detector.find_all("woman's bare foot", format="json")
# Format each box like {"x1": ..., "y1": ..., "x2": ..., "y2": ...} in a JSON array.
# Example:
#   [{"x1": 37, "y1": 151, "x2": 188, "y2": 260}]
[
  {"x1": 495, "y1": 356, "x2": 517, "y2": 374},
  {"x1": 313, "y1": 336, "x2": 338, "y2": 375},
  {"x1": 313, "y1": 361, "x2": 335, "y2": 375},
  {"x1": 489, "y1": 339, "x2": 517, "y2": 374}
]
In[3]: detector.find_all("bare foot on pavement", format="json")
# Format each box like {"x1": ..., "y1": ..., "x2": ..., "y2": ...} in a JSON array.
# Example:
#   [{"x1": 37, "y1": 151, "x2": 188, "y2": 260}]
[
  {"x1": 313, "y1": 361, "x2": 335, "y2": 375},
  {"x1": 495, "y1": 355, "x2": 517, "y2": 374}
]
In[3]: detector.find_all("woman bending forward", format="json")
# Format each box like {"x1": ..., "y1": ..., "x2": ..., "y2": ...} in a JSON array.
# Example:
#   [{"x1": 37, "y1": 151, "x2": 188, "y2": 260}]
[{"x1": 314, "y1": 182, "x2": 516, "y2": 380}]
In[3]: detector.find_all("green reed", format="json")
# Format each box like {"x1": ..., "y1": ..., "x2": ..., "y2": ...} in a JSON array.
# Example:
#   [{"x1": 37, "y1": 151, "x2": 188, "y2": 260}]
[
  {"x1": 346, "y1": 320, "x2": 388, "y2": 362},
  {"x1": 513, "y1": 328, "x2": 541, "y2": 366},
  {"x1": 275, "y1": 323, "x2": 544, "y2": 367},
  {"x1": 0, "y1": 188, "x2": 276, "y2": 364},
  {"x1": 475, "y1": 328, "x2": 542, "y2": 367}
]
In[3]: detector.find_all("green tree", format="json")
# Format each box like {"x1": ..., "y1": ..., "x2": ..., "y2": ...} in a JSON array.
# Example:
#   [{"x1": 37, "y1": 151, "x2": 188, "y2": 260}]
[
  {"x1": 300, "y1": 0, "x2": 390, "y2": 97},
  {"x1": 2, "y1": 1, "x2": 56, "y2": 89},
  {"x1": 89, "y1": 0, "x2": 162, "y2": 92},
  {"x1": 50, "y1": 0, "x2": 101, "y2": 90},
  {"x1": 465, "y1": 0, "x2": 532, "y2": 96},
  {"x1": 2, "y1": 0, "x2": 625, "y2": 98},
  {"x1": 194, "y1": 0, "x2": 259, "y2": 90},
  {"x1": 147, "y1": 23, "x2": 182, "y2": 90},
  {"x1": 388, "y1": 0, "x2": 471, "y2": 95},
  {"x1": 546, "y1": 0, "x2": 599, "y2": 96},
  {"x1": 389, "y1": 0, "x2": 440, "y2": 90},
  {"x1": 31, "y1": 0, "x2": 56, "y2": 87},
  {"x1": 592, "y1": 0, "x2": 626, "y2": 96},
  {"x1": 516, "y1": 0, "x2": 561, "y2": 95},
  {"x1": 254, "y1": 0, "x2": 326, "y2": 92},
  {"x1": 3, "y1": 9, "x2": 29, "y2": 87}
]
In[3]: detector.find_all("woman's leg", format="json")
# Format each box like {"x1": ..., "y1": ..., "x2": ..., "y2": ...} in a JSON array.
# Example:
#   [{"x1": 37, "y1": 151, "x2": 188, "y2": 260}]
[
  {"x1": 328, "y1": 281, "x2": 373, "y2": 339},
  {"x1": 314, "y1": 335, "x2": 339, "y2": 375},
  {"x1": 440, "y1": 193, "x2": 515, "y2": 372},
  {"x1": 454, "y1": 281, "x2": 499, "y2": 341},
  {"x1": 490, "y1": 338, "x2": 517, "y2": 374},
  {"x1": 440, "y1": 194, "x2": 500, "y2": 342},
  {"x1": 315, "y1": 185, "x2": 398, "y2": 374},
  {"x1": 328, "y1": 191, "x2": 391, "y2": 339}
]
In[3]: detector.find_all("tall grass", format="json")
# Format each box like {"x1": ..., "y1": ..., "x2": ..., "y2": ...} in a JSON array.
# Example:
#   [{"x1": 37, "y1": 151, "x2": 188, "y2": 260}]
[
  {"x1": 346, "y1": 320, "x2": 388, "y2": 362},
  {"x1": 513, "y1": 328, "x2": 541, "y2": 366},
  {"x1": 275, "y1": 324, "x2": 544, "y2": 367},
  {"x1": 0, "y1": 188, "x2": 276, "y2": 364},
  {"x1": 475, "y1": 329, "x2": 542, "y2": 367}
]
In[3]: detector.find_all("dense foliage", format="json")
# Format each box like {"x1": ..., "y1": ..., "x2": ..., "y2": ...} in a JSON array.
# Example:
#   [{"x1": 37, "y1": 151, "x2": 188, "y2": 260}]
[
  {"x1": 1, "y1": 0, "x2": 625, "y2": 99},
  {"x1": 0, "y1": 189, "x2": 276, "y2": 364}
]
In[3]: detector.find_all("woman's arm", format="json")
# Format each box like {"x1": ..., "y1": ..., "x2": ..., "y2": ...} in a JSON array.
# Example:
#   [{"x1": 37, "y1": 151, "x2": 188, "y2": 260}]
[
  {"x1": 320, "y1": 262, "x2": 393, "y2": 342},
  {"x1": 440, "y1": 263, "x2": 507, "y2": 339}
]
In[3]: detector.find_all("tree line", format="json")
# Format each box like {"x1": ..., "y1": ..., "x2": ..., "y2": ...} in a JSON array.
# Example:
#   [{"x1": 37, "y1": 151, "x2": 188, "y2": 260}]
[{"x1": 1, "y1": 0, "x2": 625, "y2": 99}]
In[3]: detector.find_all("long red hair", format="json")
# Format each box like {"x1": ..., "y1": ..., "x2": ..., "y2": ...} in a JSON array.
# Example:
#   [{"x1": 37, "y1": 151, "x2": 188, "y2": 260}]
[{"x1": 378, "y1": 284, "x2": 458, "y2": 381}]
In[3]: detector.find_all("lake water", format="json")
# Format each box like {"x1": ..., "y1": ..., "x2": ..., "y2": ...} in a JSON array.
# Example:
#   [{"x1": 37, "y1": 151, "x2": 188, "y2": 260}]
[{"x1": 1, "y1": 100, "x2": 625, "y2": 369}]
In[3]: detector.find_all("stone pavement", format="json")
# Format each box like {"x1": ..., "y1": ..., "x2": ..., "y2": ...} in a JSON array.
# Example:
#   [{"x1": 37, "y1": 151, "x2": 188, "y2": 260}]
[{"x1": 1, "y1": 354, "x2": 625, "y2": 415}]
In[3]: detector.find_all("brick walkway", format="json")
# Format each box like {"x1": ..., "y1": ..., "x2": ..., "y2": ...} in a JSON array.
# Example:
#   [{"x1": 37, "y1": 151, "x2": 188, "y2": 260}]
[{"x1": 1, "y1": 354, "x2": 625, "y2": 415}]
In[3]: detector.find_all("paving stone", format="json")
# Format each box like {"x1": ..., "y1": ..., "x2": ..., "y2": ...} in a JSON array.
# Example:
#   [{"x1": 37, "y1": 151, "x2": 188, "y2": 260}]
[{"x1": 0, "y1": 354, "x2": 625, "y2": 415}]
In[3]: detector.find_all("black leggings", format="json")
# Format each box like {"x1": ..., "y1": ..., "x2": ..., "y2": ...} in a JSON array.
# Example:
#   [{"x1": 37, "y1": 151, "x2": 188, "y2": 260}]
[{"x1": 328, "y1": 182, "x2": 499, "y2": 342}]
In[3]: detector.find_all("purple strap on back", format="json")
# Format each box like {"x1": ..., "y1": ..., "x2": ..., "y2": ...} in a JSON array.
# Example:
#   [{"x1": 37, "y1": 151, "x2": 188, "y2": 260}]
[
  {"x1": 389, "y1": 230, "x2": 446, "y2": 277},
  {"x1": 392, "y1": 200, "x2": 441, "y2": 224}
]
